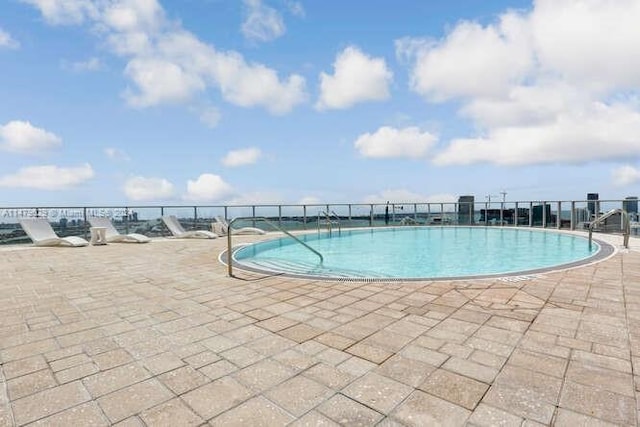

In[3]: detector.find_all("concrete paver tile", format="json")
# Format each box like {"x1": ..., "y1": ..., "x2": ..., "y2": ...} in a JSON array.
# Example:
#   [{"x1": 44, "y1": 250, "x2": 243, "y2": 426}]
[
  {"x1": 157, "y1": 366, "x2": 208, "y2": 395},
  {"x1": 232, "y1": 358, "x2": 297, "y2": 392},
  {"x1": 2, "y1": 356, "x2": 48, "y2": 380},
  {"x1": 507, "y1": 348, "x2": 568, "y2": 378},
  {"x1": 7, "y1": 369, "x2": 57, "y2": 400},
  {"x1": 375, "y1": 354, "x2": 436, "y2": 388},
  {"x1": 443, "y1": 357, "x2": 499, "y2": 384},
  {"x1": 11, "y1": 381, "x2": 91, "y2": 426},
  {"x1": 316, "y1": 394, "x2": 384, "y2": 426},
  {"x1": 82, "y1": 363, "x2": 151, "y2": 398},
  {"x1": 466, "y1": 403, "x2": 524, "y2": 427},
  {"x1": 142, "y1": 352, "x2": 184, "y2": 375},
  {"x1": 278, "y1": 324, "x2": 324, "y2": 343},
  {"x1": 55, "y1": 362, "x2": 99, "y2": 384},
  {"x1": 28, "y1": 401, "x2": 109, "y2": 426},
  {"x1": 554, "y1": 408, "x2": 620, "y2": 426},
  {"x1": 571, "y1": 349, "x2": 632, "y2": 373},
  {"x1": 272, "y1": 349, "x2": 316, "y2": 371},
  {"x1": 265, "y1": 375, "x2": 333, "y2": 417},
  {"x1": 182, "y1": 376, "x2": 252, "y2": 420},
  {"x1": 342, "y1": 372, "x2": 413, "y2": 414},
  {"x1": 336, "y1": 356, "x2": 377, "y2": 377},
  {"x1": 97, "y1": 378, "x2": 173, "y2": 424},
  {"x1": 559, "y1": 380, "x2": 636, "y2": 426},
  {"x1": 419, "y1": 368, "x2": 489, "y2": 410},
  {"x1": 303, "y1": 362, "x2": 355, "y2": 390},
  {"x1": 198, "y1": 359, "x2": 238, "y2": 380},
  {"x1": 288, "y1": 410, "x2": 340, "y2": 427},
  {"x1": 483, "y1": 365, "x2": 562, "y2": 424},
  {"x1": 220, "y1": 346, "x2": 265, "y2": 368},
  {"x1": 314, "y1": 332, "x2": 355, "y2": 350},
  {"x1": 345, "y1": 342, "x2": 393, "y2": 364},
  {"x1": 140, "y1": 398, "x2": 203, "y2": 427},
  {"x1": 566, "y1": 360, "x2": 634, "y2": 397},
  {"x1": 399, "y1": 344, "x2": 449, "y2": 367},
  {"x1": 391, "y1": 390, "x2": 470, "y2": 426},
  {"x1": 246, "y1": 334, "x2": 297, "y2": 357},
  {"x1": 209, "y1": 396, "x2": 294, "y2": 426},
  {"x1": 92, "y1": 349, "x2": 134, "y2": 370}
]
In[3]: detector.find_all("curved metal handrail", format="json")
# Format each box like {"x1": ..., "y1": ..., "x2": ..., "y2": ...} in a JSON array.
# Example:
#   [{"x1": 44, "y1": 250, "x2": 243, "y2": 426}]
[
  {"x1": 589, "y1": 208, "x2": 630, "y2": 250},
  {"x1": 227, "y1": 216, "x2": 323, "y2": 277}
]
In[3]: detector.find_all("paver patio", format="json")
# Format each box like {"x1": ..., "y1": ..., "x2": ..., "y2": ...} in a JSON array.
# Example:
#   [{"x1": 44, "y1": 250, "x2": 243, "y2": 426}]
[{"x1": 0, "y1": 232, "x2": 639, "y2": 426}]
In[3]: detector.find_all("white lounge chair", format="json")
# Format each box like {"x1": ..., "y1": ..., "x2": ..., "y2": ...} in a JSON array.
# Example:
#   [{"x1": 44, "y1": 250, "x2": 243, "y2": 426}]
[
  {"x1": 88, "y1": 217, "x2": 151, "y2": 243},
  {"x1": 162, "y1": 215, "x2": 218, "y2": 239},
  {"x1": 19, "y1": 218, "x2": 89, "y2": 247},
  {"x1": 214, "y1": 216, "x2": 266, "y2": 235}
]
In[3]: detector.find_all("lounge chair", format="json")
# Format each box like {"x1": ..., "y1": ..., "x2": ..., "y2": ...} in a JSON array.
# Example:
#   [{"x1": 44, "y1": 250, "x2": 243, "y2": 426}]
[
  {"x1": 19, "y1": 218, "x2": 89, "y2": 247},
  {"x1": 88, "y1": 217, "x2": 151, "y2": 243},
  {"x1": 214, "y1": 216, "x2": 266, "y2": 235},
  {"x1": 162, "y1": 215, "x2": 218, "y2": 239}
]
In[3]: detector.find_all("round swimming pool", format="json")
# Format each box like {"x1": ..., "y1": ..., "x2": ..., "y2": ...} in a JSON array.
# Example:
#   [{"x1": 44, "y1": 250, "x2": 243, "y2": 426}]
[{"x1": 231, "y1": 227, "x2": 612, "y2": 280}]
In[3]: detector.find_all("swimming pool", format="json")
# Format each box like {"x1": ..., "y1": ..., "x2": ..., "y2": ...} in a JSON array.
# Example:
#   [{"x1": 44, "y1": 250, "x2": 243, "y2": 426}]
[{"x1": 231, "y1": 227, "x2": 612, "y2": 280}]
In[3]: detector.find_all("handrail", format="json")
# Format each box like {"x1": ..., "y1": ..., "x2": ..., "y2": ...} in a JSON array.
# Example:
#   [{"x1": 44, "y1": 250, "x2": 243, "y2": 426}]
[
  {"x1": 329, "y1": 211, "x2": 342, "y2": 235},
  {"x1": 317, "y1": 210, "x2": 341, "y2": 235},
  {"x1": 589, "y1": 208, "x2": 630, "y2": 250},
  {"x1": 227, "y1": 216, "x2": 323, "y2": 277}
]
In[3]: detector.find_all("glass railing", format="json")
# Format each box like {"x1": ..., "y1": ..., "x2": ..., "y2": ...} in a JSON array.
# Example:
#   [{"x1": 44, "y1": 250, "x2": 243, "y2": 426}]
[{"x1": 1, "y1": 200, "x2": 638, "y2": 245}]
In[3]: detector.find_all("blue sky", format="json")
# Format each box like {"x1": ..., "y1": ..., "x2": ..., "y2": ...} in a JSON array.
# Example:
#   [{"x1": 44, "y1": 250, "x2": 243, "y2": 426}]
[{"x1": 1, "y1": 0, "x2": 639, "y2": 207}]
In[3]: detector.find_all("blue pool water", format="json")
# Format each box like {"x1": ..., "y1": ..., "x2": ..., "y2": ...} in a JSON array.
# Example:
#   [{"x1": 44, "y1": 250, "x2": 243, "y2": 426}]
[{"x1": 233, "y1": 227, "x2": 604, "y2": 280}]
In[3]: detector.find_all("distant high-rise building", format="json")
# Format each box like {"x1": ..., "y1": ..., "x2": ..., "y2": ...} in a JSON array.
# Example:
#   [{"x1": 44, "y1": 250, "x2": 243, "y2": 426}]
[
  {"x1": 587, "y1": 193, "x2": 599, "y2": 217},
  {"x1": 623, "y1": 196, "x2": 638, "y2": 214},
  {"x1": 457, "y1": 195, "x2": 474, "y2": 225}
]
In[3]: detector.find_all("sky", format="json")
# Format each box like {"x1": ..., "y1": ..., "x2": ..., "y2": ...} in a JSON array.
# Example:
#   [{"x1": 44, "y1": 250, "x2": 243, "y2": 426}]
[{"x1": 1, "y1": 0, "x2": 640, "y2": 207}]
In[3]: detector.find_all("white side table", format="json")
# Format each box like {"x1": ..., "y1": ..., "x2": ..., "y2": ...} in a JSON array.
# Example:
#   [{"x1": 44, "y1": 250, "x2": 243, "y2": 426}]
[{"x1": 89, "y1": 226, "x2": 108, "y2": 245}]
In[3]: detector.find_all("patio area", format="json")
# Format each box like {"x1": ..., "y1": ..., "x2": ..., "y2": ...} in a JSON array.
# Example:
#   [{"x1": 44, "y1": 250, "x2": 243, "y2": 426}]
[{"x1": 0, "y1": 233, "x2": 639, "y2": 426}]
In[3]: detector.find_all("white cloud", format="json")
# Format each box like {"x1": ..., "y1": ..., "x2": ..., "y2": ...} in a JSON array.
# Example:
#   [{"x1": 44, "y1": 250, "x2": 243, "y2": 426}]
[
  {"x1": 104, "y1": 147, "x2": 130, "y2": 161},
  {"x1": 20, "y1": 0, "x2": 98, "y2": 25},
  {"x1": 222, "y1": 147, "x2": 261, "y2": 167},
  {"x1": 398, "y1": 12, "x2": 532, "y2": 101},
  {"x1": 123, "y1": 57, "x2": 206, "y2": 107},
  {"x1": 185, "y1": 173, "x2": 233, "y2": 202},
  {"x1": 399, "y1": 0, "x2": 640, "y2": 167},
  {"x1": 531, "y1": 0, "x2": 640, "y2": 91},
  {"x1": 612, "y1": 165, "x2": 640, "y2": 187},
  {"x1": 0, "y1": 27, "x2": 19, "y2": 49},
  {"x1": 363, "y1": 189, "x2": 457, "y2": 204},
  {"x1": 198, "y1": 106, "x2": 221, "y2": 128},
  {"x1": 298, "y1": 196, "x2": 320, "y2": 205},
  {"x1": 225, "y1": 191, "x2": 283, "y2": 205},
  {"x1": 354, "y1": 126, "x2": 437, "y2": 159},
  {"x1": 0, "y1": 120, "x2": 62, "y2": 154},
  {"x1": 433, "y1": 101, "x2": 640, "y2": 166},
  {"x1": 24, "y1": 0, "x2": 307, "y2": 115},
  {"x1": 124, "y1": 176, "x2": 175, "y2": 201},
  {"x1": 0, "y1": 163, "x2": 94, "y2": 190},
  {"x1": 241, "y1": 0, "x2": 285, "y2": 42},
  {"x1": 316, "y1": 46, "x2": 392, "y2": 110},
  {"x1": 65, "y1": 57, "x2": 102, "y2": 72}
]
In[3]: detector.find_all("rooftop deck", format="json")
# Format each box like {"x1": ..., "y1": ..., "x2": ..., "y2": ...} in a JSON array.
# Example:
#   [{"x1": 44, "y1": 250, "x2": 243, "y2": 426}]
[{"x1": 1, "y1": 232, "x2": 639, "y2": 426}]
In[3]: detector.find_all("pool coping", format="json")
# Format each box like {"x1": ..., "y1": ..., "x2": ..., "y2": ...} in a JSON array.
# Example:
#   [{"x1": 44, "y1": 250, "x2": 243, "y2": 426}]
[{"x1": 220, "y1": 226, "x2": 617, "y2": 282}]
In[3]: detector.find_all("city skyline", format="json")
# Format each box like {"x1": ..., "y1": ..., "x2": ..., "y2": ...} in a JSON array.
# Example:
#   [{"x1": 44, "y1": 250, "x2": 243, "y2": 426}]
[{"x1": 1, "y1": 0, "x2": 640, "y2": 207}]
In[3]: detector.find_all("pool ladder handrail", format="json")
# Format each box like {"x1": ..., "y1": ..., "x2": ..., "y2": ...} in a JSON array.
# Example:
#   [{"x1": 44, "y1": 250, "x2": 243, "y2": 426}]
[
  {"x1": 317, "y1": 210, "x2": 341, "y2": 236},
  {"x1": 588, "y1": 208, "x2": 630, "y2": 250},
  {"x1": 227, "y1": 216, "x2": 323, "y2": 277}
]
